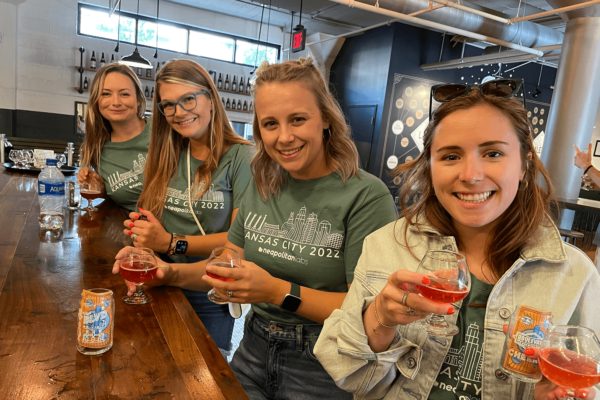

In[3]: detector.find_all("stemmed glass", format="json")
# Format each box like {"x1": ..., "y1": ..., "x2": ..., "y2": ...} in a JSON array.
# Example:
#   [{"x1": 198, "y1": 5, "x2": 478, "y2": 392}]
[
  {"x1": 22, "y1": 150, "x2": 34, "y2": 169},
  {"x1": 56, "y1": 154, "x2": 66, "y2": 169},
  {"x1": 120, "y1": 247, "x2": 158, "y2": 305},
  {"x1": 207, "y1": 247, "x2": 241, "y2": 304},
  {"x1": 582, "y1": 174, "x2": 593, "y2": 191},
  {"x1": 539, "y1": 325, "x2": 600, "y2": 396},
  {"x1": 79, "y1": 181, "x2": 101, "y2": 212},
  {"x1": 414, "y1": 250, "x2": 471, "y2": 336},
  {"x1": 9, "y1": 150, "x2": 20, "y2": 168}
]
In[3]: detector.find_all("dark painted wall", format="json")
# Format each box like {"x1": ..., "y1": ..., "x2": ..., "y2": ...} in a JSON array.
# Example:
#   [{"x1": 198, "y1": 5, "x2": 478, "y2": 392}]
[
  {"x1": 0, "y1": 109, "x2": 79, "y2": 142},
  {"x1": 330, "y1": 24, "x2": 395, "y2": 172},
  {"x1": 330, "y1": 22, "x2": 557, "y2": 185}
]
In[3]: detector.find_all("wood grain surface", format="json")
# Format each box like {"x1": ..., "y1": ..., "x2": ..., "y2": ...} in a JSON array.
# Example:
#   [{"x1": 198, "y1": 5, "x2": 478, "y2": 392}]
[{"x1": 0, "y1": 170, "x2": 248, "y2": 400}]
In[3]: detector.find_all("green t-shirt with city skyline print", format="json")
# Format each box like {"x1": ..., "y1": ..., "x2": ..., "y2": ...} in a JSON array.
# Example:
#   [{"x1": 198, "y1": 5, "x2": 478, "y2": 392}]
[
  {"x1": 98, "y1": 118, "x2": 151, "y2": 212},
  {"x1": 161, "y1": 143, "x2": 255, "y2": 263},
  {"x1": 227, "y1": 170, "x2": 398, "y2": 325},
  {"x1": 429, "y1": 273, "x2": 494, "y2": 400}
]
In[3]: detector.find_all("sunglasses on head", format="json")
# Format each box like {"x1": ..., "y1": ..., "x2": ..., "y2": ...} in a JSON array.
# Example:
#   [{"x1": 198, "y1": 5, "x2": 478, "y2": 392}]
[{"x1": 428, "y1": 79, "x2": 524, "y2": 119}]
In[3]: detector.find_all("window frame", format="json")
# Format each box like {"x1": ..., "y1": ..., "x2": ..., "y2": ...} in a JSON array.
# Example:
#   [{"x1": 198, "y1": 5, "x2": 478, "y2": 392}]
[{"x1": 77, "y1": 2, "x2": 280, "y2": 68}]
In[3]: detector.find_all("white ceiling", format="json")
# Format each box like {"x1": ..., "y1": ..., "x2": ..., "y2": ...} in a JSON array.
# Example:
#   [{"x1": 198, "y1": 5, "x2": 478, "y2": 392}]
[{"x1": 167, "y1": 0, "x2": 567, "y2": 38}]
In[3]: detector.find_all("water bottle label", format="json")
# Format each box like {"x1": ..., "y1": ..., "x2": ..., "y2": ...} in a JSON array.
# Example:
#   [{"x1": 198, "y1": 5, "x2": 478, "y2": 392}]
[{"x1": 39, "y1": 182, "x2": 64, "y2": 196}]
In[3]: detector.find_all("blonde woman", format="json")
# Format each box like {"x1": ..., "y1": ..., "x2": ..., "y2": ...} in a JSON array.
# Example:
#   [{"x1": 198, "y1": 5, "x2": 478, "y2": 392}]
[
  {"x1": 123, "y1": 59, "x2": 254, "y2": 354},
  {"x1": 77, "y1": 64, "x2": 150, "y2": 211},
  {"x1": 115, "y1": 57, "x2": 397, "y2": 398}
]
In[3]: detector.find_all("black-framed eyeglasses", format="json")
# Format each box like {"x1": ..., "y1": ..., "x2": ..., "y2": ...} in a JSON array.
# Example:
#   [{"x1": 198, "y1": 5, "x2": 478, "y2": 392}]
[
  {"x1": 156, "y1": 90, "x2": 209, "y2": 117},
  {"x1": 428, "y1": 79, "x2": 524, "y2": 120}
]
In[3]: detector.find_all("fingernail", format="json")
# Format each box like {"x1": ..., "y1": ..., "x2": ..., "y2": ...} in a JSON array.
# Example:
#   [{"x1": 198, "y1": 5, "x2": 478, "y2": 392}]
[
  {"x1": 139, "y1": 207, "x2": 144, "y2": 210},
  {"x1": 580, "y1": 391, "x2": 588, "y2": 399},
  {"x1": 524, "y1": 348, "x2": 535, "y2": 356},
  {"x1": 422, "y1": 277, "x2": 430, "y2": 284},
  {"x1": 129, "y1": 223, "x2": 134, "y2": 228},
  {"x1": 134, "y1": 215, "x2": 139, "y2": 220},
  {"x1": 128, "y1": 231, "x2": 132, "y2": 236},
  {"x1": 447, "y1": 307, "x2": 455, "y2": 315}
]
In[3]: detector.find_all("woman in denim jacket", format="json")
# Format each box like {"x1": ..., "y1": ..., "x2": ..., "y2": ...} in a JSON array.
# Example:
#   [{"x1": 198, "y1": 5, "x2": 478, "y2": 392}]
[{"x1": 314, "y1": 89, "x2": 600, "y2": 400}]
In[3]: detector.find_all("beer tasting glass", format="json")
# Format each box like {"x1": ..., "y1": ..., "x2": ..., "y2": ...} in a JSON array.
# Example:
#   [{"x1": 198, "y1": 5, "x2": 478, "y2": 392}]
[
  {"x1": 79, "y1": 181, "x2": 101, "y2": 212},
  {"x1": 23, "y1": 150, "x2": 34, "y2": 169},
  {"x1": 207, "y1": 247, "x2": 241, "y2": 304},
  {"x1": 120, "y1": 247, "x2": 158, "y2": 305},
  {"x1": 538, "y1": 325, "x2": 600, "y2": 396},
  {"x1": 56, "y1": 154, "x2": 66, "y2": 169},
  {"x1": 414, "y1": 250, "x2": 470, "y2": 336},
  {"x1": 8, "y1": 150, "x2": 21, "y2": 168}
]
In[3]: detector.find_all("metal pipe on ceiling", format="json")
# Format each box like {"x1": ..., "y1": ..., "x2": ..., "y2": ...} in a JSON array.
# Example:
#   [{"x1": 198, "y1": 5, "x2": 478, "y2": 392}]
[
  {"x1": 328, "y1": 0, "x2": 545, "y2": 56},
  {"x1": 430, "y1": 0, "x2": 510, "y2": 23},
  {"x1": 509, "y1": 0, "x2": 600, "y2": 24}
]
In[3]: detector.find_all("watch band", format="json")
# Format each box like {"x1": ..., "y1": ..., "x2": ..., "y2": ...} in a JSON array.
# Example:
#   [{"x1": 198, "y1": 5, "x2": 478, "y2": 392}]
[
  {"x1": 289, "y1": 282, "x2": 300, "y2": 298},
  {"x1": 167, "y1": 233, "x2": 178, "y2": 256},
  {"x1": 280, "y1": 282, "x2": 302, "y2": 312}
]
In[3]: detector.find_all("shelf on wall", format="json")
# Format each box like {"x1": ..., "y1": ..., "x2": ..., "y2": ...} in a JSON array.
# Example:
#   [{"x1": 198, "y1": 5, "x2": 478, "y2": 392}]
[
  {"x1": 74, "y1": 66, "x2": 155, "y2": 81},
  {"x1": 217, "y1": 88, "x2": 251, "y2": 97}
]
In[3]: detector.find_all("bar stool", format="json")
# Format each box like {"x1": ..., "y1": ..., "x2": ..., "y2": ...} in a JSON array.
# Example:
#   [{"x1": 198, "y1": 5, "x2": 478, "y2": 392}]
[{"x1": 559, "y1": 229, "x2": 585, "y2": 245}]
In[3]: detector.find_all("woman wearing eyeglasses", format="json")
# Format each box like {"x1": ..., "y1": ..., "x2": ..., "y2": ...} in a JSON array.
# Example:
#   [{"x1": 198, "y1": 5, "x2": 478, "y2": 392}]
[
  {"x1": 314, "y1": 82, "x2": 600, "y2": 400},
  {"x1": 123, "y1": 59, "x2": 254, "y2": 354},
  {"x1": 77, "y1": 64, "x2": 151, "y2": 211}
]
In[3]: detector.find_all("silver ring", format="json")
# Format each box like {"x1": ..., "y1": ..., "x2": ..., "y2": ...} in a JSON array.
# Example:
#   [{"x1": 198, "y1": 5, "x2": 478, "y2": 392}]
[
  {"x1": 227, "y1": 290, "x2": 234, "y2": 298},
  {"x1": 406, "y1": 307, "x2": 416, "y2": 316},
  {"x1": 158, "y1": 264, "x2": 170, "y2": 275},
  {"x1": 131, "y1": 233, "x2": 138, "y2": 242},
  {"x1": 401, "y1": 290, "x2": 410, "y2": 307}
]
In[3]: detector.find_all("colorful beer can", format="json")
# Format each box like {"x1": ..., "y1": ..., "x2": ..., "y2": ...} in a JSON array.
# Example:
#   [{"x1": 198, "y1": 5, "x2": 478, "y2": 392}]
[
  {"x1": 76, "y1": 288, "x2": 114, "y2": 355},
  {"x1": 500, "y1": 305, "x2": 553, "y2": 382}
]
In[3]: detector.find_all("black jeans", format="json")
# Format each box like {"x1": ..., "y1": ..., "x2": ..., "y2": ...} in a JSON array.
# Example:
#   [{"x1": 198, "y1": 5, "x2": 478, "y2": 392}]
[{"x1": 230, "y1": 310, "x2": 353, "y2": 400}]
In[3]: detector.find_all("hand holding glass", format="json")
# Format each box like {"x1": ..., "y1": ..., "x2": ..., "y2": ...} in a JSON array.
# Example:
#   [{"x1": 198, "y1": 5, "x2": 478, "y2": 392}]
[
  {"x1": 120, "y1": 247, "x2": 158, "y2": 305},
  {"x1": 207, "y1": 247, "x2": 241, "y2": 305},
  {"x1": 538, "y1": 325, "x2": 600, "y2": 397},
  {"x1": 414, "y1": 250, "x2": 470, "y2": 336},
  {"x1": 80, "y1": 181, "x2": 101, "y2": 212}
]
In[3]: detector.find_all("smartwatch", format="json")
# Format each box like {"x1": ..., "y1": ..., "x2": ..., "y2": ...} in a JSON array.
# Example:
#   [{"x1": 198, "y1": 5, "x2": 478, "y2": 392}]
[
  {"x1": 167, "y1": 233, "x2": 188, "y2": 256},
  {"x1": 280, "y1": 282, "x2": 302, "y2": 312}
]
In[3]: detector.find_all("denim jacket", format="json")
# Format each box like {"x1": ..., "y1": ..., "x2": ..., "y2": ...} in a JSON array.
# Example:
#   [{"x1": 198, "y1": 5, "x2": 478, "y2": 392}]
[{"x1": 314, "y1": 216, "x2": 600, "y2": 400}]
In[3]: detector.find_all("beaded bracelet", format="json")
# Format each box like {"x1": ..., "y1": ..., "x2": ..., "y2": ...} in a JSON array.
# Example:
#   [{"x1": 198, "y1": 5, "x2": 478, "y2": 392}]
[{"x1": 373, "y1": 295, "x2": 397, "y2": 329}]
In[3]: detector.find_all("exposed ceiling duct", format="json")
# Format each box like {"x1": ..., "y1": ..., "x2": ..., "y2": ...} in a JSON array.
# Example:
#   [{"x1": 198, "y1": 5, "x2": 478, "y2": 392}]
[{"x1": 362, "y1": 0, "x2": 564, "y2": 48}]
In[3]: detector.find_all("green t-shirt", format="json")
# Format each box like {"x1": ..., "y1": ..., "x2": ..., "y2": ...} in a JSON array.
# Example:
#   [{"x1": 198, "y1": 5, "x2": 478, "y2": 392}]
[
  {"x1": 161, "y1": 143, "x2": 255, "y2": 262},
  {"x1": 98, "y1": 118, "x2": 151, "y2": 211},
  {"x1": 429, "y1": 274, "x2": 494, "y2": 400},
  {"x1": 227, "y1": 170, "x2": 398, "y2": 324}
]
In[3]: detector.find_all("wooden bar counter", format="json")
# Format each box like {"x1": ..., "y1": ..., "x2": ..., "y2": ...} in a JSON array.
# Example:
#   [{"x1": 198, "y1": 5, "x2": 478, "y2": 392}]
[{"x1": 0, "y1": 169, "x2": 249, "y2": 400}]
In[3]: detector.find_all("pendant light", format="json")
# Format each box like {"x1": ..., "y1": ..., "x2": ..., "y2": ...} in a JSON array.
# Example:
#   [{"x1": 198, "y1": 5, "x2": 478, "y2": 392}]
[
  {"x1": 120, "y1": 0, "x2": 153, "y2": 69},
  {"x1": 249, "y1": 4, "x2": 266, "y2": 75},
  {"x1": 114, "y1": 0, "x2": 121, "y2": 52},
  {"x1": 153, "y1": 0, "x2": 160, "y2": 58}
]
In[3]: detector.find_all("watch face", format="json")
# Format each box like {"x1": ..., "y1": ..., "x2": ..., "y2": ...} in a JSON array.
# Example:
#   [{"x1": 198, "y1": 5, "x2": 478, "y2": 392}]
[
  {"x1": 281, "y1": 294, "x2": 301, "y2": 312},
  {"x1": 175, "y1": 240, "x2": 188, "y2": 255}
]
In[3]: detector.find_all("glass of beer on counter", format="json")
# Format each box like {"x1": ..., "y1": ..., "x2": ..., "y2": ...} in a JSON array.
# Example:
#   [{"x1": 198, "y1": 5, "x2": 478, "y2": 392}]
[
  {"x1": 120, "y1": 247, "x2": 158, "y2": 305},
  {"x1": 79, "y1": 181, "x2": 101, "y2": 213}
]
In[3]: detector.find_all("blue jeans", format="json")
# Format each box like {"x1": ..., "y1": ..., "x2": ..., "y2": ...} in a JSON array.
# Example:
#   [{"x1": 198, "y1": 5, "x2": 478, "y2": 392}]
[
  {"x1": 182, "y1": 288, "x2": 234, "y2": 352},
  {"x1": 230, "y1": 310, "x2": 353, "y2": 400},
  {"x1": 159, "y1": 253, "x2": 235, "y2": 352}
]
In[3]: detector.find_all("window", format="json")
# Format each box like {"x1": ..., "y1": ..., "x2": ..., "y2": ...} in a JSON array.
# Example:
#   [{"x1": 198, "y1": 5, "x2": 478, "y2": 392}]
[
  {"x1": 189, "y1": 31, "x2": 234, "y2": 62},
  {"x1": 235, "y1": 40, "x2": 278, "y2": 66},
  {"x1": 78, "y1": 4, "x2": 280, "y2": 67},
  {"x1": 79, "y1": 6, "x2": 135, "y2": 43}
]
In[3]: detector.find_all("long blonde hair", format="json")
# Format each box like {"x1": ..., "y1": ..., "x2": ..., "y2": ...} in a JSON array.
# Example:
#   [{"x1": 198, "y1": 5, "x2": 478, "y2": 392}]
[
  {"x1": 394, "y1": 91, "x2": 556, "y2": 280},
  {"x1": 138, "y1": 59, "x2": 252, "y2": 220},
  {"x1": 251, "y1": 57, "x2": 360, "y2": 200},
  {"x1": 80, "y1": 64, "x2": 146, "y2": 172}
]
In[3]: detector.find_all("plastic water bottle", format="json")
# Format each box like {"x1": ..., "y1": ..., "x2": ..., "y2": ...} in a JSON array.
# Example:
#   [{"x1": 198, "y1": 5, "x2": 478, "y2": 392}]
[{"x1": 38, "y1": 158, "x2": 65, "y2": 230}]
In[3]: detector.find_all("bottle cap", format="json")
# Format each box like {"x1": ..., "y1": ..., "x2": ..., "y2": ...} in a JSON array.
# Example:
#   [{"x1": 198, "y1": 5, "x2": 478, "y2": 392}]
[{"x1": 46, "y1": 159, "x2": 58, "y2": 166}]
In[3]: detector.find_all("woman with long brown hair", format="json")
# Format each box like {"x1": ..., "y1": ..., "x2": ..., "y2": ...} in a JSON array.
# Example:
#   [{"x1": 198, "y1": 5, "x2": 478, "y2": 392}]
[
  {"x1": 114, "y1": 57, "x2": 398, "y2": 398},
  {"x1": 122, "y1": 59, "x2": 254, "y2": 355},
  {"x1": 77, "y1": 64, "x2": 150, "y2": 211},
  {"x1": 315, "y1": 86, "x2": 600, "y2": 400}
]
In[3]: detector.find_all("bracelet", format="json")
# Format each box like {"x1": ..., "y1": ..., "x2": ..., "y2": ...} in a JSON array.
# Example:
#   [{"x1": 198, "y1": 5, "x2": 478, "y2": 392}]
[
  {"x1": 373, "y1": 295, "x2": 397, "y2": 329},
  {"x1": 584, "y1": 165, "x2": 594, "y2": 175},
  {"x1": 166, "y1": 232, "x2": 174, "y2": 253}
]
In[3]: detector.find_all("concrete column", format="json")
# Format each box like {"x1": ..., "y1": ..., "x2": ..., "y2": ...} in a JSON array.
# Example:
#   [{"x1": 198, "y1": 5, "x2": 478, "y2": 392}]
[{"x1": 540, "y1": 17, "x2": 600, "y2": 202}]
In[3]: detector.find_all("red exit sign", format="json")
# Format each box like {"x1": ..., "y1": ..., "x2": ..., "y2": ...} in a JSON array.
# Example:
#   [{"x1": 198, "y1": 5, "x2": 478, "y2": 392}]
[{"x1": 292, "y1": 29, "x2": 306, "y2": 53}]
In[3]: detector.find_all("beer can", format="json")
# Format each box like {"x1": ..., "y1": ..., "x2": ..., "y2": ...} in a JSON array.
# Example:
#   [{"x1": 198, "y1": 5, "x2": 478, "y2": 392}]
[
  {"x1": 500, "y1": 305, "x2": 553, "y2": 382},
  {"x1": 76, "y1": 288, "x2": 115, "y2": 355}
]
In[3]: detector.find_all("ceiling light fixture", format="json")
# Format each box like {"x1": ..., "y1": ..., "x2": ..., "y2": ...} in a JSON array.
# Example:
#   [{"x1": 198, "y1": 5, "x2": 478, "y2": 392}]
[
  {"x1": 120, "y1": 0, "x2": 153, "y2": 69},
  {"x1": 249, "y1": 4, "x2": 266, "y2": 75},
  {"x1": 533, "y1": 65, "x2": 543, "y2": 98},
  {"x1": 153, "y1": 0, "x2": 160, "y2": 59},
  {"x1": 114, "y1": 0, "x2": 121, "y2": 52}
]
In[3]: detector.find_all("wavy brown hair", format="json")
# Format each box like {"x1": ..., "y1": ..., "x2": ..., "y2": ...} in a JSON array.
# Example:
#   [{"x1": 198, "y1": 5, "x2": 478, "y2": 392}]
[
  {"x1": 80, "y1": 64, "x2": 146, "y2": 172},
  {"x1": 251, "y1": 57, "x2": 360, "y2": 200},
  {"x1": 138, "y1": 59, "x2": 252, "y2": 220},
  {"x1": 394, "y1": 90, "x2": 556, "y2": 280}
]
